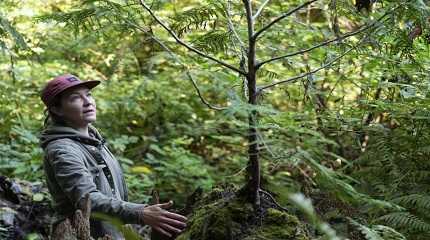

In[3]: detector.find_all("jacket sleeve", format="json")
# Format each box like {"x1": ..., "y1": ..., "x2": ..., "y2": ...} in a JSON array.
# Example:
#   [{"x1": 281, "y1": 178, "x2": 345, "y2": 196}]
[{"x1": 46, "y1": 139, "x2": 146, "y2": 224}]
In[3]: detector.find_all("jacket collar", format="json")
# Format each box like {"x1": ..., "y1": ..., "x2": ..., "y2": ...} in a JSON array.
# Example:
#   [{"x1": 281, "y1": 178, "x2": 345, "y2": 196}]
[{"x1": 39, "y1": 123, "x2": 105, "y2": 148}]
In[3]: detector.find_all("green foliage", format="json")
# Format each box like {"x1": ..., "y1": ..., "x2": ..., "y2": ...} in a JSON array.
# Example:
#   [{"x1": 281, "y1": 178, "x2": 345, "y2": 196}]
[
  {"x1": 379, "y1": 212, "x2": 430, "y2": 232},
  {"x1": 352, "y1": 103, "x2": 430, "y2": 238},
  {"x1": 37, "y1": 0, "x2": 141, "y2": 35},
  {"x1": 192, "y1": 30, "x2": 232, "y2": 53},
  {"x1": 392, "y1": 194, "x2": 430, "y2": 211},
  {"x1": 349, "y1": 218, "x2": 406, "y2": 240},
  {"x1": 0, "y1": 13, "x2": 28, "y2": 51},
  {"x1": 0, "y1": 126, "x2": 43, "y2": 181},
  {"x1": 146, "y1": 138, "x2": 215, "y2": 205},
  {"x1": 170, "y1": 1, "x2": 225, "y2": 37}
]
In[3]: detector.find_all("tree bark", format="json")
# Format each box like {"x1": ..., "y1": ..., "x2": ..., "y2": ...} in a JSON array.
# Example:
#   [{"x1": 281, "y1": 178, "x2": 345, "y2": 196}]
[{"x1": 243, "y1": 0, "x2": 260, "y2": 208}]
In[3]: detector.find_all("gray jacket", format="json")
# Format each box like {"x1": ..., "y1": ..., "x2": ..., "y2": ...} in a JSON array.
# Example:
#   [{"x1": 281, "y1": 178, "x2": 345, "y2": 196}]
[{"x1": 40, "y1": 124, "x2": 145, "y2": 239}]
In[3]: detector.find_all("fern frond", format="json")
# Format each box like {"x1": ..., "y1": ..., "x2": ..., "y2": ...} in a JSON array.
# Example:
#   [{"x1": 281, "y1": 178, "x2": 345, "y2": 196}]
[
  {"x1": 37, "y1": 0, "x2": 136, "y2": 35},
  {"x1": 392, "y1": 194, "x2": 430, "y2": 210},
  {"x1": 379, "y1": 212, "x2": 430, "y2": 231},
  {"x1": 374, "y1": 138, "x2": 395, "y2": 165},
  {"x1": 170, "y1": 2, "x2": 225, "y2": 37},
  {"x1": 297, "y1": 149, "x2": 403, "y2": 211},
  {"x1": 348, "y1": 219, "x2": 384, "y2": 240},
  {"x1": 349, "y1": 218, "x2": 406, "y2": 240},
  {"x1": 191, "y1": 30, "x2": 232, "y2": 53},
  {"x1": 372, "y1": 225, "x2": 406, "y2": 240},
  {"x1": 257, "y1": 68, "x2": 279, "y2": 82}
]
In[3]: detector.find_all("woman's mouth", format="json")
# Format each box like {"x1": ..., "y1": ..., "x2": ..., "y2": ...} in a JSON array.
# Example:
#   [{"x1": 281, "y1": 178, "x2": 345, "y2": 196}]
[{"x1": 83, "y1": 109, "x2": 94, "y2": 114}]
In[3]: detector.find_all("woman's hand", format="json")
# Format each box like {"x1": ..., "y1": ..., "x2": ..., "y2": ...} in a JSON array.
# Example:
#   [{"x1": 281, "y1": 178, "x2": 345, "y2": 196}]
[{"x1": 140, "y1": 201, "x2": 187, "y2": 237}]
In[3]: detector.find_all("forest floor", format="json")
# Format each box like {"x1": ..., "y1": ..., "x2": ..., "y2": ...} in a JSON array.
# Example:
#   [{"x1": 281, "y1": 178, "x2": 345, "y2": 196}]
[
  {"x1": 0, "y1": 176, "x2": 366, "y2": 240},
  {"x1": 0, "y1": 176, "x2": 51, "y2": 239}
]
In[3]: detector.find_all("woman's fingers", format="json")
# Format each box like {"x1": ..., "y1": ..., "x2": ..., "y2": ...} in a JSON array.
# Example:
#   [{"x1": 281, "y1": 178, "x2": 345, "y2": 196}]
[
  {"x1": 163, "y1": 211, "x2": 188, "y2": 222},
  {"x1": 153, "y1": 219, "x2": 184, "y2": 237},
  {"x1": 160, "y1": 223, "x2": 183, "y2": 234},
  {"x1": 154, "y1": 226, "x2": 172, "y2": 237},
  {"x1": 143, "y1": 203, "x2": 188, "y2": 236},
  {"x1": 160, "y1": 216, "x2": 187, "y2": 229}
]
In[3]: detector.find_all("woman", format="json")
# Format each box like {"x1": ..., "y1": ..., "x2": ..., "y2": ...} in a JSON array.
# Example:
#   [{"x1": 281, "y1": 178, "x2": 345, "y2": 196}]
[{"x1": 39, "y1": 74, "x2": 187, "y2": 239}]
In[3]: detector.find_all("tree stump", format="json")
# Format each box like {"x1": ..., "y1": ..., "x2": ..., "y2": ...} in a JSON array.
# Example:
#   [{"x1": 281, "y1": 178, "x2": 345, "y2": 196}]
[{"x1": 51, "y1": 194, "x2": 112, "y2": 240}]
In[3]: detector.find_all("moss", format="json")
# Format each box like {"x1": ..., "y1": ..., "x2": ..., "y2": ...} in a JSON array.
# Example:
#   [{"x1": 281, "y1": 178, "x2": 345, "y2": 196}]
[
  {"x1": 176, "y1": 200, "x2": 233, "y2": 240},
  {"x1": 176, "y1": 189, "x2": 309, "y2": 240},
  {"x1": 266, "y1": 208, "x2": 298, "y2": 225},
  {"x1": 243, "y1": 209, "x2": 309, "y2": 240}
]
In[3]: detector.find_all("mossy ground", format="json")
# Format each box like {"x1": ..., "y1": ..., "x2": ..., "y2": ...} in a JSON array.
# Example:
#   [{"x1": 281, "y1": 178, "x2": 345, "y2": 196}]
[{"x1": 176, "y1": 187, "x2": 310, "y2": 240}]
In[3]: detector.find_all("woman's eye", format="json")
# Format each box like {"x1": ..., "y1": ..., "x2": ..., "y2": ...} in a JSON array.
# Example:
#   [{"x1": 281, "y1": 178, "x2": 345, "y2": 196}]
[{"x1": 71, "y1": 96, "x2": 79, "y2": 100}]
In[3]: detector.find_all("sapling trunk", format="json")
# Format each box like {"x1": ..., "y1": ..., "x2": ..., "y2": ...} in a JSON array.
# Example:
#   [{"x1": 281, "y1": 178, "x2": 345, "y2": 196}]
[{"x1": 244, "y1": 0, "x2": 261, "y2": 209}]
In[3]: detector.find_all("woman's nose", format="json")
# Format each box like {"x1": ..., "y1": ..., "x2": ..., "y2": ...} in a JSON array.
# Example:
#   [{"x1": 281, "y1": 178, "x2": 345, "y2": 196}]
[{"x1": 82, "y1": 95, "x2": 92, "y2": 106}]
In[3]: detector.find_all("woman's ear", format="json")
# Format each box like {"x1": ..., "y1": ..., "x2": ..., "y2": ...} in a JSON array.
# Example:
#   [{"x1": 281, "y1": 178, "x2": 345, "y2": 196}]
[{"x1": 50, "y1": 106, "x2": 63, "y2": 117}]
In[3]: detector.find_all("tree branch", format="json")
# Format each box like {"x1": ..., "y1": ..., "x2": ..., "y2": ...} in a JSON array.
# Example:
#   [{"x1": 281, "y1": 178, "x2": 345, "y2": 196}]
[
  {"x1": 125, "y1": 18, "x2": 227, "y2": 110},
  {"x1": 155, "y1": 39, "x2": 227, "y2": 111},
  {"x1": 257, "y1": 8, "x2": 392, "y2": 68},
  {"x1": 9, "y1": 52, "x2": 16, "y2": 84},
  {"x1": 138, "y1": 0, "x2": 246, "y2": 75},
  {"x1": 253, "y1": 0, "x2": 319, "y2": 40},
  {"x1": 252, "y1": 0, "x2": 270, "y2": 20},
  {"x1": 259, "y1": 28, "x2": 375, "y2": 92},
  {"x1": 226, "y1": 0, "x2": 246, "y2": 55},
  {"x1": 185, "y1": 70, "x2": 227, "y2": 111},
  {"x1": 257, "y1": 44, "x2": 356, "y2": 93},
  {"x1": 257, "y1": 25, "x2": 369, "y2": 68}
]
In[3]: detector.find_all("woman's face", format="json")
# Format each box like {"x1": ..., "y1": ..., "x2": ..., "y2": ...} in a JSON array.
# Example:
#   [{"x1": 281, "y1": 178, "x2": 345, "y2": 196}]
[{"x1": 52, "y1": 86, "x2": 97, "y2": 128}]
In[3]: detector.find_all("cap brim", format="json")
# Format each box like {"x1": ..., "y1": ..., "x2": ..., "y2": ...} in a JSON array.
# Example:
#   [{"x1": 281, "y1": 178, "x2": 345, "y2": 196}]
[{"x1": 76, "y1": 80, "x2": 101, "y2": 90}]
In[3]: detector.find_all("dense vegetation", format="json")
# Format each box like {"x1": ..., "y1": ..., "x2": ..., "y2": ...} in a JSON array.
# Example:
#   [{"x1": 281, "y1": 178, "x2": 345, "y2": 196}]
[{"x1": 2, "y1": 0, "x2": 430, "y2": 239}]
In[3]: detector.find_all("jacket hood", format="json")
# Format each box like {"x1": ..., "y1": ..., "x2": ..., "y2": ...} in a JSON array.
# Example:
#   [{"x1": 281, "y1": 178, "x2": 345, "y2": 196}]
[{"x1": 39, "y1": 124, "x2": 104, "y2": 149}]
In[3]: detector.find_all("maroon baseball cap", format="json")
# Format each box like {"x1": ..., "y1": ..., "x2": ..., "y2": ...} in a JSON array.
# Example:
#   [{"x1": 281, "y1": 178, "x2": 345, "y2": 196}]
[{"x1": 41, "y1": 74, "x2": 100, "y2": 107}]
